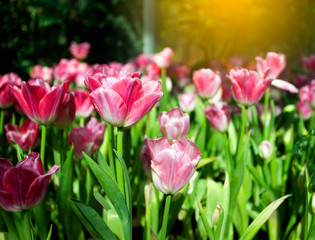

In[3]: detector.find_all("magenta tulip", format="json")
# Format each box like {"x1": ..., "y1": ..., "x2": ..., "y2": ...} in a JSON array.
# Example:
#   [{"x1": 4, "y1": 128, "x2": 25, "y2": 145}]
[
  {"x1": 85, "y1": 67, "x2": 163, "y2": 128},
  {"x1": 297, "y1": 101, "x2": 313, "y2": 120},
  {"x1": 74, "y1": 89, "x2": 94, "y2": 118},
  {"x1": 0, "y1": 152, "x2": 60, "y2": 211},
  {"x1": 154, "y1": 47, "x2": 173, "y2": 68},
  {"x1": 68, "y1": 117, "x2": 105, "y2": 157},
  {"x1": 299, "y1": 80, "x2": 315, "y2": 109},
  {"x1": 193, "y1": 68, "x2": 221, "y2": 99},
  {"x1": 11, "y1": 79, "x2": 71, "y2": 125},
  {"x1": 5, "y1": 119, "x2": 39, "y2": 151},
  {"x1": 158, "y1": 107, "x2": 190, "y2": 141},
  {"x1": 147, "y1": 137, "x2": 201, "y2": 194},
  {"x1": 140, "y1": 136, "x2": 152, "y2": 178},
  {"x1": 204, "y1": 102, "x2": 230, "y2": 133},
  {"x1": 53, "y1": 58, "x2": 80, "y2": 83},
  {"x1": 178, "y1": 92, "x2": 196, "y2": 113},
  {"x1": 70, "y1": 41, "x2": 91, "y2": 60},
  {"x1": 54, "y1": 91, "x2": 76, "y2": 129},
  {"x1": 301, "y1": 54, "x2": 315, "y2": 73},
  {"x1": 227, "y1": 68, "x2": 273, "y2": 106},
  {"x1": 30, "y1": 65, "x2": 53, "y2": 84},
  {"x1": 256, "y1": 52, "x2": 286, "y2": 78},
  {"x1": 0, "y1": 73, "x2": 22, "y2": 108}
]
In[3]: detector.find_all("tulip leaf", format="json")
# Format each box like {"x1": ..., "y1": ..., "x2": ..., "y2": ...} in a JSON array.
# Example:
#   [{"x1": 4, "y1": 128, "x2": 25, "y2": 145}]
[
  {"x1": 83, "y1": 152, "x2": 131, "y2": 239},
  {"x1": 96, "y1": 149, "x2": 115, "y2": 181},
  {"x1": 94, "y1": 191, "x2": 112, "y2": 211},
  {"x1": 46, "y1": 224, "x2": 52, "y2": 240},
  {"x1": 220, "y1": 172, "x2": 230, "y2": 240},
  {"x1": 196, "y1": 194, "x2": 214, "y2": 240},
  {"x1": 239, "y1": 194, "x2": 291, "y2": 240},
  {"x1": 69, "y1": 198, "x2": 116, "y2": 240},
  {"x1": 197, "y1": 157, "x2": 217, "y2": 169}
]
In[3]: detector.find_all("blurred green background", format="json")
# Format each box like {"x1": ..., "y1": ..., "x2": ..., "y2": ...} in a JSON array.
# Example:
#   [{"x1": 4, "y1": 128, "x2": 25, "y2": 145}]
[{"x1": 1, "y1": 0, "x2": 315, "y2": 79}]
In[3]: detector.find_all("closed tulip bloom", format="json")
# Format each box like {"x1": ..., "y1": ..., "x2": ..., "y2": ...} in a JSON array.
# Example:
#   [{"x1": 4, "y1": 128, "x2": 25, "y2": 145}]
[
  {"x1": 204, "y1": 102, "x2": 230, "y2": 133},
  {"x1": 0, "y1": 73, "x2": 22, "y2": 108},
  {"x1": 70, "y1": 41, "x2": 91, "y2": 60},
  {"x1": 193, "y1": 68, "x2": 221, "y2": 99},
  {"x1": 53, "y1": 58, "x2": 80, "y2": 83},
  {"x1": 300, "y1": 80, "x2": 315, "y2": 109},
  {"x1": 179, "y1": 92, "x2": 196, "y2": 113},
  {"x1": 158, "y1": 107, "x2": 190, "y2": 140},
  {"x1": 5, "y1": 119, "x2": 39, "y2": 151},
  {"x1": 256, "y1": 52, "x2": 286, "y2": 78},
  {"x1": 0, "y1": 152, "x2": 60, "y2": 211},
  {"x1": 147, "y1": 137, "x2": 201, "y2": 194},
  {"x1": 85, "y1": 68, "x2": 163, "y2": 128},
  {"x1": 227, "y1": 68, "x2": 273, "y2": 107},
  {"x1": 154, "y1": 47, "x2": 173, "y2": 68},
  {"x1": 30, "y1": 65, "x2": 53, "y2": 84},
  {"x1": 258, "y1": 140, "x2": 273, "y2": 160},
  {"x1": 74, "y1": 89, "x2": 94, "y2": 118},
  {"x1": 11, "y1": 79, "x2": 70, "y2": 125},
  {"x1": 68, "y1": 117, "x2": 105, "y2": 157}
]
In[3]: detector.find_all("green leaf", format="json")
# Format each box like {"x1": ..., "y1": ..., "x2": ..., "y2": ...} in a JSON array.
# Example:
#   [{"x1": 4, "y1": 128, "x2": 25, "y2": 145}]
[
  {"x1": 196, "y1": 194, "x2": 214, "y2": 240},
  {"x1": 197, "y1": 157, "x2": 217, "y2": 169},
  {"x1": 219, "y1": 172, "x2": 230, "y2": 240},
  {"x1": 69, "y1": 199, "x2": 116, "y2": 240},
  {"x1": 94, "y1": 191, "x2": 112, "y2": 211},
  {"x1": 239, "y1": 195, "x2": 291, "y2": 240},
  {"x1": 46, "y1": 225, "x2": 52, "y2": 240},
  {"x1": 97, "y1": 149, "x2": 115, "y2": 181},
  {"x1": 228, "y1": 121, "x2": 237, "y2": 155}
]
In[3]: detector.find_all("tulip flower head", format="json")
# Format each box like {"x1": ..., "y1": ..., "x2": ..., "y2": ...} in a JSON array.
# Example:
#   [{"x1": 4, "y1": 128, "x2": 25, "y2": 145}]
[
  {"x1": 193, "y1": 68, "x2": 221, "y2": 99},
  {"x1": 30, "y1": 65, "x2": 53, "y2": 84},
  {"x1": 0, "y1": 152, "x2": 60, "y2": 211},
  {"x1": 299, "y1": 80, "x2": 315, "y2": 109},
  {"x1": 178, "y1": 92, "x2": 196, "y2": 113},
  {"x1": 0, "y1": 73, "x2": 22, "y2": 108},
  {"x1": 297, "y1": 101, "x2": 313, "y2": 120},
  {"x1": 158, "y1": 107, "x2": 190, "y2": 141},
  {"x1": 85, "y1": 67, "x2": 163, "y2": 128},
  {"x1": 154, "y1": 47, "x2": 173, "y2": 68},
  {"x1": 258, "y1": 140, "x2": 273, "y2": 160},
  {"x1": 68, "y1": 117, "x2": 105, "y2": 158},
  {"x1": 69, "y1": 41, "x2": 91, "y2": 60},
  {"x1": 5, "y1": 119, "x2": 39, "y2": 151},
  {"x1": 147, "y1": 137, "x2": 201, "y2": 194},
  {"x1": 204, "y1": 102, "x2": 230, "y2": 133},
  {"x1": 74, "y1": 89, "x2": 94, "y2": 118},
  {"x1": 256, "y1": 52, "x2": 286, "y2": 78},
  {"x1": 227, "y1": 68, "x2": 273, "y2": 107},
  {"x1": 11, "y1": 79, "x2": 73, "y2": 125}
]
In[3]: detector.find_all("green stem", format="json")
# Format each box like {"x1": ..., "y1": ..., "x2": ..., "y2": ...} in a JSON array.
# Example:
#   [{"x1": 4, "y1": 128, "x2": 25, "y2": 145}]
[
  {"x1": 58, "y1": 129, "x2": 65, "y2": 165},
  {"x1": 116, "y1": 128, "x2": 125, "y2": 197},
  {"x1": 107, "y1": 125, "x2": 115, "y2": 176},
  {"x1": 21, "y1": 211, "x2": 32, "y2": 240},
  {"x1": 0, "y1": 110, "x2": 4, "y2": 135},
  {"x1": 160, "y1": 195, "x2": 172, "y2": 240},
  {"x1": 123, "y1": 129, "x2": 131, "y2": 168},
  {"x1": 40, "y1": 125, "x2": 46, "y2": 166},
  {"x1": 15, "y1": 143, "x2": 22, "y2": 162},
  {"x1": 224, "y1": 133, "x2": 232, "y2": 176},
  {"x1": 160, "y1": 67, "x2": 168, "y2": 111},
  {"x1": 79, "y1": 117, "x2": 84, "y2": 126},
  {"x1": 236, "y1": 106, "x2": 248, "y2": 162},
  {"x1": 263, "y1": 88, "x2": 270, "y2": 139}
]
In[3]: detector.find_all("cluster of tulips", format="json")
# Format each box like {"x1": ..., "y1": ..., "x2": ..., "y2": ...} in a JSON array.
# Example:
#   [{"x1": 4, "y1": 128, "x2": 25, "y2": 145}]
[{"x1": 0, "y1": 41, "x2": 315, "y2": 240}]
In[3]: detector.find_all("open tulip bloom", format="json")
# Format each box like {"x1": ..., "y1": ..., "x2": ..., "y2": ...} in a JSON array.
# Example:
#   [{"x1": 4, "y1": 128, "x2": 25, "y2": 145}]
[
  {"x1": 85, "y1": 67, "x2": 163, "y2": 128},
  {"x1": 0, "y1": 153, "x2": 60, "y2": 211}
]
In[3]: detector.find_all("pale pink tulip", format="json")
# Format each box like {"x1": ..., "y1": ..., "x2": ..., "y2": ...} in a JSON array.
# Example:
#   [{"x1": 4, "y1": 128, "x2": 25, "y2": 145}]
[
  {"x1": 256, "y1": 52, "x2": 286, "y2": 78},
  {"x1": 154, "y1": 47, "x2": 173, "y2": 68},
  {"x1": 227, "y1": 68, "x2": 273, "y2": 106},
  {"x1": 158, "y1": 107, "x2": 190, "y2": 141},
  {"x1": 178, "y1": 92, "x2": 196, "y2": 113},
  {"x1": 85, "y1": 67, "x2": 163, "y2": 128},
  {"x1": 258, "y1": 140, "x2": 273, "y2": 160},
  {"x1": 204, "y1": 102, "x2": 230, "y2": 133},
  {"x1": 193, "y1": 68, "x2": 221, "y2": 99},
  {"x1": 30, "y1": 65, "x2": 53, "y2": 83},
  {"x1": 69, "y1": 41, "x2": 91, "y2": 60},
  {"x1": 147, "y1": 137, "x2": 201, "y2": 194}
]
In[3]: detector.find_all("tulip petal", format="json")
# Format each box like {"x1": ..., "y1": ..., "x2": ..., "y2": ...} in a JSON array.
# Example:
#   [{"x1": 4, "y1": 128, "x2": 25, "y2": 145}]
[
  {"x1": 271, "y1": 79, "x2": 298, "y2": 93},
  {"x1": 84, "y1": 75, "x2": 103, "y2": 92},
  {"x1": 10, "y1": 86, "x2": 33, "y2": 120},
  {"x1": 90, "y1": 88, "x2": 127, "y2": 127},
  {"x1": 172, "y1": 160, "x2": 198, "y2": 193},
  {"x1": 25, "y1": 165, "x2": 60, "y2": 208},
  {"x1": 0, "y1": 190, "x2": 16, "y2": 211},
  {"x1": 17, "y1": 152, "x2": 44, "y2": 175},
  {"x1": 251, "y1": 78, "x2": 273, "y2": 104},
  {"x1": 0, "y1": 158, "x2": 14, "y2": 188},
  {"x1": 175, "y1": 137, "x2": 202, "y2": 161},
  {"x1": 147, "y1": 137, "x2": 171, "y2": 159},
  {"x1": 125, "y1": 92, "x2": 163, "y2": 127},
  {"x1": 39, "y1": 87, "x2": 64, "y2": 123}
]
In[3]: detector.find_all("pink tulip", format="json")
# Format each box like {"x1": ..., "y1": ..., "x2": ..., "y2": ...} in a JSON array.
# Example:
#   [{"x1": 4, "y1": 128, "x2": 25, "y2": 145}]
[
  {"x1": 301, "y1": 54, "x2": 315, "y2": 73},
  {"x1": 256, "y1": 52, "x2": 286, "y2": 78},
  {"x1": 299, "y1": 80, "x2": 315, "y2": 109},
  {"x1": 0, "y1": 152, "x2": 60, "y2": 211},
  {"x1": 178, "y1": 92, "x2": 196, "y2": 113},
  {"x1": 175, "y1": 64, "x2": 190, "y2": 87},
  {"x1": 158, "y1": 107, "x2": 190, "y2": 141},
  {"x1": 147, "y1": 137, "x2": 201, "y2": 194},
  {"x1": 11, "y1": 79, "x2": 71, "y2": 125},
  {"x1": 258, "y1": 140, "x2": 273, "y2": 160},
  {"x1": 5, "y1": 119, "x2": 39, "y2": 151},
  {"x1": 69, "y1": 41, "x2": 91, "y2": 60},
  {"x1": 74, "y1": 89, "x2": 94, "y2": 118},
  {"x1": 271, "y1": 79, "x2": 298, "y2": 93},
  {"x1": 137, "y1": 53, "x2": 154, "y2": 69},
  {"x1": 297, "y1": 101, "x2": 313, "y2": 120},
  {"x1": 54, "y1": 91, "x2": 76, "y2": 129},
  {"x1": 74, "y1": 62, "x2": 89, "y2": 87},
  {"x1": 227, "y1": 68, "x2": 273, "y2": 106},
  {"x1": 53, "y1": 58, "x2": 80, "y2": 83},
  {"x1": 85, "y1": 67, "x2": 163, "y2": 128},
  {"x1": 154, "y1": 47, "x2": 173, "y2": 68},
  {"x1": 30, "y1": 65, "x2": 53, "y2": 83},
  {"x1": 0, "y1": 73, "x2": 22, "y2": 108},
  {"x1": 193, "y1": 68, "x2": 221, "y2": 99},
  {"x1": 204, "y1": 102, "x2": 230, "y2": 132},
  {"x1": 68, "y1": 117, "x2": 105, "y2": 157}
]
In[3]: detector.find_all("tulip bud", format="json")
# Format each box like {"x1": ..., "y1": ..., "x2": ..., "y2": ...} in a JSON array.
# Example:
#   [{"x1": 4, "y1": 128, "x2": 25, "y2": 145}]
[
  {"x1": 179, "y1": 92, "x2": 196, "y2": 113},
  {"x1": 258, "y1": 140, "x2": 273, "y2": 160},
  {"x1": 158, "y1": 107, "x2": 190, "y2": 141},
  {"x1": 154, "y1": 47, "x2": 173, "y2": 68},
  {"x1": 212, "y1": 202, "x2": 223, "y2": 227},
  {"x1": 70, "y1": 41, "x2": 91, "y2": 60},
  {"x1": 204, "y1": 102, "x2": 230, "y2": 133},
  {"x1": 193, "y1": 68, "x2": 221, "y2": 99}
]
